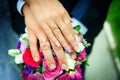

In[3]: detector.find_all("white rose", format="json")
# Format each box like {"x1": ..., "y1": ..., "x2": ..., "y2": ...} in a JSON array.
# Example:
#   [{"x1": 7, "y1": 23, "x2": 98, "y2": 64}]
[
  {"x1": 8, "y1": 49, "x2": 21, "y2": 57},
  {"x1": 65, "y1": 53, "x2": 76, "y2": 71},
  {"x1": 15, "y1": 54, "x2": 23, "y2": 64}
]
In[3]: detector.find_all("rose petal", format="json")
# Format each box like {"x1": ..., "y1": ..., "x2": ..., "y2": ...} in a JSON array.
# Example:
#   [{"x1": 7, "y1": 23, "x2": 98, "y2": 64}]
[{"x1": 42, "y1": 59, "x2": 63, "y2": 80}]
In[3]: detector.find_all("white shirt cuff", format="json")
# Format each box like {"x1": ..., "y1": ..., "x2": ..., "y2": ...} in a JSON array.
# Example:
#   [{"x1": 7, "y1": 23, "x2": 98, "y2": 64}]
[
  {"x1": 72, "y1": 17, "x2": 88, "y2": 35},
  {"x1": 17, "y1": 0, "x2": 25, "y2": 15}
]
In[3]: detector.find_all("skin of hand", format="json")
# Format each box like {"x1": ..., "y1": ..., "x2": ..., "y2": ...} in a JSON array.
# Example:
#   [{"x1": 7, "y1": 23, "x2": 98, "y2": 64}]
[
  {"x1": 22, "y1": 0, "x2": 78, "y2": 70},
  {"x1": 23, "y1": 4, "x2": 74, "y2": 70},
  {"x1": 25, "y1": 0, "x2": 79, "y2": 53}
]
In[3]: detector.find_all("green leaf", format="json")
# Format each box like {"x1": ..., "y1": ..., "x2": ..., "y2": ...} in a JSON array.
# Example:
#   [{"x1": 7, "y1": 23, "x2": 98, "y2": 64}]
[
  {"x1": 22, "y1": 37, "x2": 29, "y2": 42},
  {"x1": 77, "y1": 56, "x2": 89, "y2": 66},
  {"x1": 73, "y1": 25, "x2": 81, "y2": 31},
  {"x1": 36, "y1": 66, "x2": 45, "y2": 73}
]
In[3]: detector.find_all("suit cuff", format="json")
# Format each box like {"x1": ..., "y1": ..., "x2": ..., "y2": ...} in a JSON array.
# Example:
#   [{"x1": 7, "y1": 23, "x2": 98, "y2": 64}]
[
  {"x1": 72, "y1": 17, "x2": 88, "y2": 35},
  {"x1": 17, "y1": 0, "x2": 25, "y2": 15}
]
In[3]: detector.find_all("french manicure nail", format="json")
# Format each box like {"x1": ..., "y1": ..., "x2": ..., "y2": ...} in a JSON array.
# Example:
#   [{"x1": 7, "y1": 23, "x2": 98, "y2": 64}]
[
  {"x1": 74, "y1": 46, "x2": 80, "y2": 52},
  {"x1": 34, "y1": 57, "x2": 39, "y2": 62},
  {"x1": 71, "y1": 55, "x2": 76, "y2": 59},
  {"x1": 62, "y1": 64, "x2": 67, "y2": 70},
  {"x1": 50, "y1": 64, "x2": 56, "y2": 70},
  {"x1": 55, "y1": 41, "x2": 60, "y2": 47},
  {"x1": 65, "y1": 47, "x2": 72, "y2": 54}
]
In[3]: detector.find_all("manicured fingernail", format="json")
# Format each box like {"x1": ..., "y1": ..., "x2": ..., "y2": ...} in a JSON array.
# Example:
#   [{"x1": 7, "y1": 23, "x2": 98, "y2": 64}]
[
  {"x1": 65, "y1": 47, "x2": 72, "y2": 54},
  {"x1": 78, "y1": 35, "x2": 82, "y2": 42},
  {"x1": 62, "y1": 64, "x2": 67, "y2": 70},
  {"x1": 71, "y1": 55, "x2": 76, "y2": 59},
  {"x1": 74, "y1": 46, "x2": 80, "y2": 52},
  {"x1": 50, "y1": 64, "x2": 56, "y2": 70},
  {"x1": 34, "y1": 57, "x2": 39, "y2": 62},
  {"x1": 55, "y1": 41, "x2": 60, "y2": 47}
]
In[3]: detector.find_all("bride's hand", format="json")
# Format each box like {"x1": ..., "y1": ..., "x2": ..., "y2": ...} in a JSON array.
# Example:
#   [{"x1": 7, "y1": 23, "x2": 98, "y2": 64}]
[
  {"x1": 25, "y1": 0, "x2": 79, "y2": 53},
  {"x1": 23, "y1": 4, "x2": 71, "y2": 70}
]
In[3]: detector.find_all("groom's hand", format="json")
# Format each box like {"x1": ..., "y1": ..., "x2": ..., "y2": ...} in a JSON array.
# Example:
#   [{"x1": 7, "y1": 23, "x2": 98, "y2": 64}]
[{"x1": 25, "y1": 0, "x2": 79, "y2": 53}]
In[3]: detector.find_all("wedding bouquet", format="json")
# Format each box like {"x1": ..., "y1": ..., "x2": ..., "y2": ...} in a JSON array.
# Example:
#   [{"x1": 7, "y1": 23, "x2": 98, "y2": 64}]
[{"x1": 8, "y1": 25, "x2": 90, "y2": 80}]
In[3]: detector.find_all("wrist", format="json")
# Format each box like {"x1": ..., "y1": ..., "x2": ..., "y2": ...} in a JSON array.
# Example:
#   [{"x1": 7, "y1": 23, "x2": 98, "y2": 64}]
[{"x1": 22, "y1": 4, "x2": 29, "y2": 16}]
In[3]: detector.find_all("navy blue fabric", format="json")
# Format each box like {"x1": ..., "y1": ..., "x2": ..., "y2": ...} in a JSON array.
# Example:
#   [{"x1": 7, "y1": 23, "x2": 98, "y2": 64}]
[
  {"x1": 0, "y1": 1, "x2": 23, "y2": 80},
  {"x1": 71, "y1": 0, "x2": 90, "y2": 21}
]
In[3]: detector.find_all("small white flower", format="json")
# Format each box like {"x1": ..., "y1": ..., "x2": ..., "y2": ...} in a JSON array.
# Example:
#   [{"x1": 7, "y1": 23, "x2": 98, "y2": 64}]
[
  {"x1": 15, "y1": 54, "x2": 23, "y2": 64},
  {"x1": 19, "y1": 33, "x2": 29, "y2": 41},
  {"x1": 65, "y1": 53, "x2": 76, "y2": 71},
  {"x1": 8, "y1": 49, "x2": 21, "y2": 57},
  {"x1": 25, "y1": 27, "x2": 28, "y2": 33}
]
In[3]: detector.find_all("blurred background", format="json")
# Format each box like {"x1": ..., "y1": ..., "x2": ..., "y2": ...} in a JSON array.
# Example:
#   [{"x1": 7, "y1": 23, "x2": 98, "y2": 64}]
[
  {"x1": 0, "y1": 0, "x2": 119, "y2": 80},
  {"x1": 85, "y1": 0, "x2": 120, "y2": 80}
]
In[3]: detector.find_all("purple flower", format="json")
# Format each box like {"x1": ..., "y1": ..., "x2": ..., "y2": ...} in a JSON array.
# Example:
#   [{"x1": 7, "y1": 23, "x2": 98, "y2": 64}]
[
  {"x1": 17, "y1": 41, "x2": 21, "y2": 49},
  {"x1": 23, "y1": 65, "x2": 34, "y2": 75}
]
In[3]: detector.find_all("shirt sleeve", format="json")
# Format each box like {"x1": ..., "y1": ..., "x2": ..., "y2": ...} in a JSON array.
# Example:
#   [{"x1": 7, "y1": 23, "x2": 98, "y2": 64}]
[{"x1": 17, "y1": 0, "x2": 25, "y2": 15}]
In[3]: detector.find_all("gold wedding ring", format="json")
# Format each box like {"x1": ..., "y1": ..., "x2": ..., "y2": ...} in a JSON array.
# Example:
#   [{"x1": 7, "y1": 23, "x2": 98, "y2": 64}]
[
  {"x1": 40, "y1": 39, "x2": 47, "y2": 44},
  {"x1": 51, "y1": 27, "x2": 59, "y2": 31}
]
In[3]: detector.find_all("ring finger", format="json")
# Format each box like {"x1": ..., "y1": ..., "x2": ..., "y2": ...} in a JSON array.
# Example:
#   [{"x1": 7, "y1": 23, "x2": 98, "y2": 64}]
[
  {"x1": 48, "y1": 20, "x2": 72, "y2": 54},
  {"x1": 37, "y1": 28, "x2": 56, "y2": 70}
]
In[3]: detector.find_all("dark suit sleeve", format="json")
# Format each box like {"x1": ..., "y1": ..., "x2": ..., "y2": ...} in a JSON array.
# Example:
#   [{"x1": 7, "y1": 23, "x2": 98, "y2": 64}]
[
  {"x1": 71, "y1": 0, "x2": 112, "y2": 53},
  {"x1": 7, "y1": 0, "x2": 25, "y2": 34},
  {"x1": 71, "y1": 0, "x2": 112, "y2": 37}
]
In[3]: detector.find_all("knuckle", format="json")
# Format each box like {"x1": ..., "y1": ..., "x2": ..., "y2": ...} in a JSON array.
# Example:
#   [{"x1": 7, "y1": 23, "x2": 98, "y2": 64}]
[
  {"x1": 41, "y1": 42, "x2": 50, "y2": 50},
  {"x1": 71, "y1": 40, "x2": 77, "y2": 47},
  {"x1": 68, "y1": 36, "x2": 75, "y2": 43},
  {"x1": 60, "y1": 25, "x2": 67, "y2": 30},
  {"x1": 31, "y1": 49, "x2": 38, "y2": 55},
  {"x1": 45, "y1": 30, "x2": 52, "y2": 36},
  {"x1": 53, "y1": 29, "x2": 60, "y2": 35},
  {"x1": 65, "y1": 19, "x2": 70, "y2": 25},
  {"x1": 60, "y1": 10, "x2": 66, "y2": 15},
  {"x1": 30, "y1": 49, "x2": 38, "y2": 56},
  {"x1": 29, "y1": 41, "x2": 35, "y2": 47},
  {"x1": 58, "y1": 56, "x2": 66, "y2": 63}
]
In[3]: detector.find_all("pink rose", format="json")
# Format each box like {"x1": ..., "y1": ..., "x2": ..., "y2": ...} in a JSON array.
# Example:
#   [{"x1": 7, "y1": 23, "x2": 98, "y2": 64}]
[
  {"x1": 75, "y1": 65, "x2": 82, "y2": 73},
  {"x1": 27, "y1": 72, "x2": 44, "y2": 80},
  {"x1": 42, "y1": 59, "x2": 63, "y2": 80},
  {"x1": 68, "y1": 71, "x2": 82, "y2": 80},
  {"x1": 58, "y1": 73, "x2": 71, "y2": 80},
  {"x1": 74, "y1": 73, "x2": 82, "y2": 80}
]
